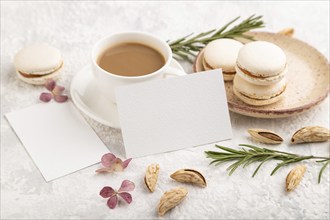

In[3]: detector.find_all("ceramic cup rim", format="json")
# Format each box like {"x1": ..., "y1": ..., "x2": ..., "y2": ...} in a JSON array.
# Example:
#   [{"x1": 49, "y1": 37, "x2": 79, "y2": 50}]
[{"x1": 91, "y1": 31, "x2": 173, "y2": 79}]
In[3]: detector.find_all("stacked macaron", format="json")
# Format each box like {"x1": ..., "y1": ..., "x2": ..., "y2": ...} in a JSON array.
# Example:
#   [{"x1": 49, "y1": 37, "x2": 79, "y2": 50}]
[
  {"x1": 14, "y1": 43, "x2": 63, "y2": 85},
  {"x1": 203, "y1": 39, "x2": 243, "y2": 81},
  {"x1": 233, "y1": 41, "x2": 287, "y2": 106}
]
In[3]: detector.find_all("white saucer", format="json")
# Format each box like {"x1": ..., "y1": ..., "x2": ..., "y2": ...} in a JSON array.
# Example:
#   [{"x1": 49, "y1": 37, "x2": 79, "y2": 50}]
[{"x1": 70, "y1": 59, "x2": 186, "y2": 128}]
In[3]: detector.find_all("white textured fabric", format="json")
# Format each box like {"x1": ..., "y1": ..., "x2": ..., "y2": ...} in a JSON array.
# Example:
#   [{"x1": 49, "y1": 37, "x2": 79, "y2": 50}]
[{"x1": 1, "y1": 1, "x2": 329, "y2": 219}]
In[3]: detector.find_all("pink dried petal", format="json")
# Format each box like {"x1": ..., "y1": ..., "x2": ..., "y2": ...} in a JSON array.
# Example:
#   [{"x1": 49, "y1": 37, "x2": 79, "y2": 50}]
[
  {"x1": 107, "y1": 195, "x2": 118, "y2": 209},
  {"x1": 118, "y1": 192, "x2": 132, "y2": 204},
  {"x1": 101, "y1": 153, "x2": 116, "y2": 167},
  {"x1": 45, "y1": 79, "x2": 56, "y2": 91},
  {"x1": 118, "y1": 180, "x2": 135, "y2": 192},
  {"x1": 54, "y1": 95, "x2": 68, "y2": 103},
  {"x1": 52, "y1": 85, "x2": 65, "y2": 95},
  {"x1": 100, "y1": 186, "x2": 116, "y2": 198},
  {"x1": 112, "y1": 158, "x2": 125, "y2": 172},
  {"x1": 95, "y1": 167, "x2": 115, "y2": 173},
  {"x1": 122, "y1": 158, "x2": 132, "y2": 169},
  {"x1": 39, "y1": 92, "x2": 52, "y2": 102}
]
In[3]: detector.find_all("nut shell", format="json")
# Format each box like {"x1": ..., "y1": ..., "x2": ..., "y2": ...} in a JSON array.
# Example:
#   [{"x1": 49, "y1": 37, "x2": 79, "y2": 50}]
[
  {"x1": 144, "y1": 164, "x2": 160, "y2": 192},
  {"x1": 286, "y1": 165, "x2": 306, "y2": 191},
  {"x1": 158, "y1": 187, "x2": 188, "y2": 216},
  {"x1": 248, "y1": 129, "x2": 283, "y2": 144},
  {"x1": 291, "y1": 126, "x2": 330, "y2": 144},
  {"x1": 170, "y1": 169, "x2": 207, "y2": 187},
  {"x1": 278, "y1": 28, "x2": 295, "y2": 37}
]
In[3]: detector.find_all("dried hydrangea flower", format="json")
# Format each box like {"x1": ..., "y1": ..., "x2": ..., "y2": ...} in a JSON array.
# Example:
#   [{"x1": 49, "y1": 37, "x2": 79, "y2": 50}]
[
  {"x1": 100, "y1": 180, "x2": 135, "y2": 209},
  {"x1": 39, "y1": 79, "x2": 68, "y2": 103},
  {"x1": 39, "y1": 92, "x2": 52, "y2": 102},
  {"x1": 96, "y1": 153, "x2": 132, "y2": 173},
  {"x1": 45, "y1": 79, "x2": 56, "y2": 91}
]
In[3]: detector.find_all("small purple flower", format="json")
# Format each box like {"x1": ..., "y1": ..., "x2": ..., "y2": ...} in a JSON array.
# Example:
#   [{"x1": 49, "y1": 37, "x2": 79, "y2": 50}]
[
  {"x1": 96, "y1": 153, "x2": 132, "y2": 173},
  {"x1": 39, "y1": 79, "x2": 68, "y2": 103},
  {"x1": 100, "y1": 180, "x2": 135, "y2": 209}
]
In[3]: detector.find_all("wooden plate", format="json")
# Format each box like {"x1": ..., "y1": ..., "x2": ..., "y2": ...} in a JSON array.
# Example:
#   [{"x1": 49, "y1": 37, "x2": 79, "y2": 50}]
[{"x1": 193, "y1": 32, "x2": 329, "y2": 118}]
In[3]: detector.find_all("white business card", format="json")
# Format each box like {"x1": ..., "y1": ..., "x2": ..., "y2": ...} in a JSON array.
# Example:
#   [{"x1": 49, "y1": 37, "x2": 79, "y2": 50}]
[
  {"x1": 6, "y1": 101, "x2": 109, "y2": 181},
  {"x1": 116, "y1": 69, "x2": 232, "y2": 158}
]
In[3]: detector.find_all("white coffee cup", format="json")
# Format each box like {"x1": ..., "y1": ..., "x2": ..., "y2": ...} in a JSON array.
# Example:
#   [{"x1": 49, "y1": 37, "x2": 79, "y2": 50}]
[{"x1": 91, "y1": 32, "x2": 185, "y2": 103}]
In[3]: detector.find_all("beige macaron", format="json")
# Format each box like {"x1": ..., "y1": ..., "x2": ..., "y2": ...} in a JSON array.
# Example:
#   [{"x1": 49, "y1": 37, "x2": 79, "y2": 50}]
[
  {"x1": 233, "y1": 74, "x2": 287, "y2": 106},
  {"x1": 14, "y1": 43, "x2": 63, "y2": 85},
  {"x1": 203, "y1": 39, "x2": 243, "y2": 81},
  {"x1": 236, "y1": 41, "x2": 287, "y2": 85}
]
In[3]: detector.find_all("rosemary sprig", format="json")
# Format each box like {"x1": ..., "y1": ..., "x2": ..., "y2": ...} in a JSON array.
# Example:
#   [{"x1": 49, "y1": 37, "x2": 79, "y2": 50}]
[
  {"x1": 205, "y1": 144, "x2": 330, "y2": 183},
  {"x1": 168, "y1": 14, "x2": 265, "y2": 62}
]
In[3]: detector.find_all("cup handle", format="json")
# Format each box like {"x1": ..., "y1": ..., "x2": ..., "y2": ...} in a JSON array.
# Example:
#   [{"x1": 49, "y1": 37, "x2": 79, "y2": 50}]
[{"x1": 163, "y1": 66, "x2": 186, "y2": 78}]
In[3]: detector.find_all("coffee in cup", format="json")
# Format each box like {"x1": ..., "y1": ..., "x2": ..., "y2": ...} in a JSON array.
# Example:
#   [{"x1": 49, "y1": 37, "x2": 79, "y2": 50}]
[
  {"x1": 97, "y1": 43, "x2": 166, "y2": 77},
  {"x1": 91, "y1": 32, "x2": 185, "y2": 103}
]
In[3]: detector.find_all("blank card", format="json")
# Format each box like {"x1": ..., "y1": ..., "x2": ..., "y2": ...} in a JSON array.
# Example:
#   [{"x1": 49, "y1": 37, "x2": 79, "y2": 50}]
[
  {"x1": 116, "y1": 69, "x2": 232, "y2": 158},
  {"x1": 5, "y1": 102, "x2": 109, "y2": 181}
]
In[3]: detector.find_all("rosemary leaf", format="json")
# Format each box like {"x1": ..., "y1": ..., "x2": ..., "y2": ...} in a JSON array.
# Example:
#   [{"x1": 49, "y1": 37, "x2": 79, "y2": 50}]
[
  {"x1": 270, "y1": 158, "x2": 297, "y2": 176},
  {"x1": 205, "y1": 144, "x2": 330, "y2": 183},
  {"x1": 215, "y1": 145, "x2": 245, "y2": 154},
  {"x1": 243, "y1": 157, "x2": 263, "y2": 168},
  {"x1": 318, "y1": 161, "x2": 330, "y2": 183},
  {"x1": 168, "y1": 15, "x2": 265, "y2": 62},
  {"x1": 252, "y1": 155, "x2": 277, "y2": 177}
]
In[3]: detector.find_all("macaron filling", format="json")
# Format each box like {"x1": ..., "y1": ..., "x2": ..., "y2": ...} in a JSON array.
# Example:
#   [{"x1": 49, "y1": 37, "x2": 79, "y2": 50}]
[
  {"x1": 233, "y1": 73, "x2": 287, "y2": 102},
  {"x1": 235, "y1": 64, "x2": 287, "y2": 86},
  {"x1": 202, "y1": 58, "x2": 213, "y2": 69},
  {"x1": 233, "y1": 86, "x2": 285, "y2": 106},
  {"x1": 18, "y1": 61, "x2": 63, "y2": 78},
  {"x1": 238, "y1": 84, "x2": 286, "y2": 100},
  {"x1": 236, "y1": 62, "x2": 287, "y2": 78},
  {"x1": 203, "y1": 58, "x2": 236, "y2": 74}
]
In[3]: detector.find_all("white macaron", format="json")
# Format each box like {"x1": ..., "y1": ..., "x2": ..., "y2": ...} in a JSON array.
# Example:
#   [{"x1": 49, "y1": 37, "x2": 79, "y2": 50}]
[
  {"x1": 236, "y1": 41, "x2": 287, "y2": 85},
  {"x1": 14, "y1": 43, "x2": 63, "y2": 85},
  {"x1": 233, "y1": 74, "x2": 287, "y2": 106},
  {"x1": 203, "y1": 39, "x2": 243, "y2": 81}
]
